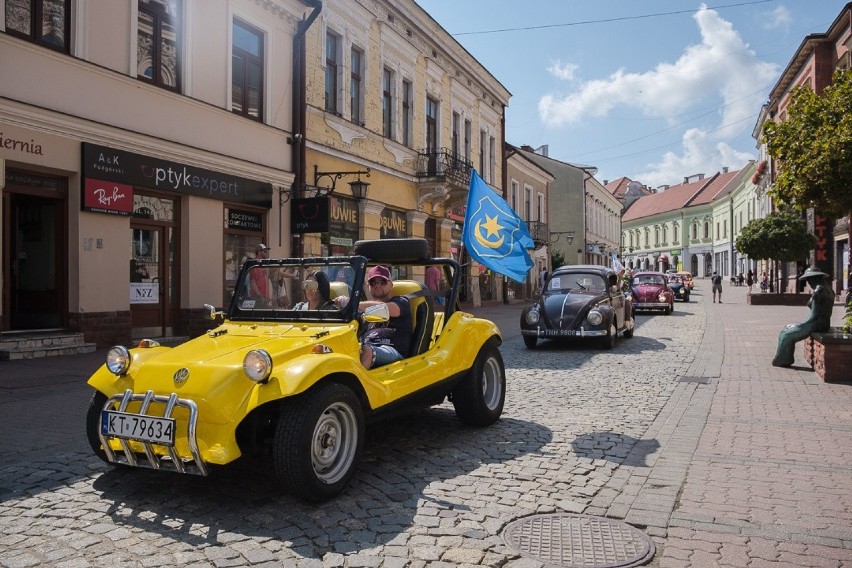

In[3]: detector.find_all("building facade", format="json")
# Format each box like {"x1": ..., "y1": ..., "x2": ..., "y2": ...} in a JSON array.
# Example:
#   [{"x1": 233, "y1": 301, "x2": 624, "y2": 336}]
[
  {"x1": 297, "y1": 0, "x2": 510, "y2": 304},
  {"x1": 1, "y1": 0, "x2": 311, "y2": 345}
]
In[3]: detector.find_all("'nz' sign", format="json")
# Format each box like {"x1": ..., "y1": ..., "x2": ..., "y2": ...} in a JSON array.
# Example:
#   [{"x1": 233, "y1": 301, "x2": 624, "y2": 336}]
[{"x1": 130, "y1": 283, "x2": 159, "y2": 304}]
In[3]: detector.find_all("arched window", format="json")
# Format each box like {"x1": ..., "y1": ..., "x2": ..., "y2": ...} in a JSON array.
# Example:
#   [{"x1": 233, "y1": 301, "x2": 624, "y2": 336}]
[
  {"x1": 673, "y1": 222, "x2": 679, "y2": 243},
  {"x1": 662, "y1": 225, "x2": 668, "y2": 243},
  {"x1": 654, "y1": 227, "x2": 660, "y2": 246},
  {"x1": 691, "y1": 223, "x2": 698, "y2": 240},
  {"x1": 703, "y1": 221, "x2": 709, "y2": 239}
]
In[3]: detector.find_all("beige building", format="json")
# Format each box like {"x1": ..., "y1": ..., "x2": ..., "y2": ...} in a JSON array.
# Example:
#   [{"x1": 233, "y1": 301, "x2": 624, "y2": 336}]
[
  {"x1": 0, "y1": 0, "x2": 311, "y2": 346},
  {"x1": 505, "y1": 143, "x2": 553, "y2": 300},
  {"x1": 297, "y1": 0, "x2": 510, "y2": 303}
]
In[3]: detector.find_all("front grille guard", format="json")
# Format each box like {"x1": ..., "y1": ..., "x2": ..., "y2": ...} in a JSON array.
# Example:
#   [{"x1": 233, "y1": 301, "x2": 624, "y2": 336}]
[{"x1": 99, "y1": 389, "x2": 209, "y2": 476}]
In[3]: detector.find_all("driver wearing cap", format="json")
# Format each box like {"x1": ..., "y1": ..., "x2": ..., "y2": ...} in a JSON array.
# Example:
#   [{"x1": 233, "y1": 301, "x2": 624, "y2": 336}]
[{"x1": 358, "y1": 265, "x2": 412, "y2": 369}]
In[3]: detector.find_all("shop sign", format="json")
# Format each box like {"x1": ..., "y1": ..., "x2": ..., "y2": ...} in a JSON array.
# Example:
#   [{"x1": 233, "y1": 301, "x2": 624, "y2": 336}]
[
  {"x1": 330, "y1": 236, "x2": 353, "y2": 247},
  {"x1": 130, "y1": 283, "x2": 159, "y2": 304},
  {"x1": 670, "y1": 249, "x2": 681, "y2": 256},
  {"x1": 380, "y1": 208, "x2": 407, "y2": 239},
  {"x1": 227, "y1": 208, "x2": 262, "y2": 232},
  {"x1": 291, "y1": 196, "x2": 329, "y2": 233},
  {"x1": 329, "y1": 196, "x2": 358, "y2": 226},
  {"x1": 82, "y1": 143, "x2": 272, "y2": 208},
  {"x1": 83, "y1": 178, "x2": 133, "y2": 216}
]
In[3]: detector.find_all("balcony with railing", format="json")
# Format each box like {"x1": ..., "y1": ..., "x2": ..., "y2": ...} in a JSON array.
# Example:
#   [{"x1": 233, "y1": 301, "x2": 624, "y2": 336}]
[
  {"x1": 414, "y1": 148, "x2": 473, "y2": 209},
  {"x1": 528, "y1": 221, "x2": 550, "y2": 249}
]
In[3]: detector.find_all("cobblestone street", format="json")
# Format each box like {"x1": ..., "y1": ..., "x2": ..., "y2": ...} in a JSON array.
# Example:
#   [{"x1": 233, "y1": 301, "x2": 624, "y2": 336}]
[{"x1": 1, "y1": 283, "x2": 850, "y2": 567}]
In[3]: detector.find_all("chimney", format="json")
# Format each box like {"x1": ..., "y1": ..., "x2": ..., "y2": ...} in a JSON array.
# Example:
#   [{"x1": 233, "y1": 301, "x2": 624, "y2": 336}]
[
  {"x1": 603, "y1": 179, "x2": 609, "y2": 185},
  {"x1": 520, "y1": 145, "x2": 535, "y2": 152},
  {"x1": 684, "y1": 177, "x2": 689, "y2": 184},
  {"x1": 722, "y1": 166, "x2": 729, "y2": 173}
]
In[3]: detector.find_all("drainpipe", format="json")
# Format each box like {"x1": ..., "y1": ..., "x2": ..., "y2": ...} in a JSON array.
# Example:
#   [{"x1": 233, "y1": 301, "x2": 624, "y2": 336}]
[{"x1": 285, "y1": 0, "x2": 322, "y2": 251}]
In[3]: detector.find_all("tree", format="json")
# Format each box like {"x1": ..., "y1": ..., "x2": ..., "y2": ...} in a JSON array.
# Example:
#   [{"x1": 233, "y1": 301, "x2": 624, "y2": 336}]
[
  {"x1": 551, "y1": 250, "x2": 566, "y2": 269},
  {"x1": 735, "y1": 212, "x2": 817, "y2": 262},
  {"x1": 761, "y1": 68, "x2": 852, "y2": 219}
]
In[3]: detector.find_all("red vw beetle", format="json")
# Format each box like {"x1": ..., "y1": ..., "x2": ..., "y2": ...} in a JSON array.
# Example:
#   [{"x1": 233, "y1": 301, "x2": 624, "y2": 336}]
[{"x1": 629, "y1": 271, "x2": 675, "y2": 315}]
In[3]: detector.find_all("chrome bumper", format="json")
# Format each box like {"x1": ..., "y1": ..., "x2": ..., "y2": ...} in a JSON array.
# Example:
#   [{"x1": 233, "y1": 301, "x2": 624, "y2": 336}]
[
  {"x1": 635, "y1": 302, "x2": 669, "y2": 309},
  {"x1": 99, "y1": 389, "x2": 208, "y2": 476},
  {"x1": 522, "y1": 327, "x2": 607, "y2": 338}
]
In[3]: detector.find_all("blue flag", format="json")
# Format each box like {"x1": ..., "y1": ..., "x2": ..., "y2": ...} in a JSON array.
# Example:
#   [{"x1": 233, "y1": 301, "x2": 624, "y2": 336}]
[
  {"x1": 462, "y1": 170, "x2": 534, "y2": 283},
  {"x1": 610, "y1": 251, "x2": 624, "y2": 272}
]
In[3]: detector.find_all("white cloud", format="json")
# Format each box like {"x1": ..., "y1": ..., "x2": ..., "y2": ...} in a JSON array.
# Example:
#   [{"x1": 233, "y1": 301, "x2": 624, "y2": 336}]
[
  {"x1": 547, "y1": 60, "x2": 579, "y2": 81},
  {"x1": 763, "y1": 6, "x2": 792, "y2": 31},
  {"x1": 537, "y1": 3, "x2": 779, "y2": 184}
]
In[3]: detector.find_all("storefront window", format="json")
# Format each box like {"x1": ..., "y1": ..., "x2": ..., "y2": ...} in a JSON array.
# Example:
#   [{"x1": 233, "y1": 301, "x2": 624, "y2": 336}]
[{"x1": 223, "y1": 206, "x2": 264, "y2": 306}]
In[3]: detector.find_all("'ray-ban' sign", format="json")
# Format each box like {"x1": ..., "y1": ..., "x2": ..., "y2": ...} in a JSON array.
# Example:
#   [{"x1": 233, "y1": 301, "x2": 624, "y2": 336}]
[
  {"x1": 83, "y1": 179, "x2": 133, "y2": 216},
  {"x1": 291, "y1": 196, "x2": 329, "y2": 233}
]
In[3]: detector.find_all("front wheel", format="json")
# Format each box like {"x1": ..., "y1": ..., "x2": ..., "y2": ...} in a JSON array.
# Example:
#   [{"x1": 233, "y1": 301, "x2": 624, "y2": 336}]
[
  {"x1": 452, "y1": 340, "x2": 506, "y2": 426},
  {"x1": 274, "y1": 383, "x2": 364, "y2": 502},
  {"x1": 86, "y1": 391, "x2": 111, "y2": 464},
  {"x1": 623, "y1": 315, "x2": 635, "y2": 339},
  {"x1": 523, "y1": 335, "x2": 537, "y2": 349},
  {"x1": 602, "y1": 321, "x2": 617, "y2": 349}
]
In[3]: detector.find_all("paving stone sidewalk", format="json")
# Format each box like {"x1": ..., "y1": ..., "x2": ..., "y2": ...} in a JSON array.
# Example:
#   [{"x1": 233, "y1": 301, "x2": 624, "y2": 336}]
[{"x1": 584, "y1": 283, "x2": 852, "y2": 567}]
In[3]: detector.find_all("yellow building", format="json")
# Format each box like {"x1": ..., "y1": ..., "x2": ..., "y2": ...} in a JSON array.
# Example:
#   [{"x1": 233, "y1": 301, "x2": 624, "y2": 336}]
[{"x1": 294, "y1": 0, "x2": 510, "y2": 300}]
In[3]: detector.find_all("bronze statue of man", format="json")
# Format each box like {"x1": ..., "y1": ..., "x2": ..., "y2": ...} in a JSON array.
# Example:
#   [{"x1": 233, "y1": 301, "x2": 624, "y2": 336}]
[{"x1": 772, "y1": 267, "x2": 835, "y2": 367}]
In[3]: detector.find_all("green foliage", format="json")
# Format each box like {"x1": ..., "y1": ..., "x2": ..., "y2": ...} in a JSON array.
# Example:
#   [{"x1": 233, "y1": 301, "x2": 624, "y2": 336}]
[
  {"x1": 844, "y1": 297, "x2": 852, "y2": 334},
  {"x1": 551, "y1": 250, "x2": 566, "y2": 269},
  {"x1": 761, "y1": 68, "x2": 852, "y2": 219},
  {"x1": 735, "y1": 212, "x2": 817, "y2": 262}
]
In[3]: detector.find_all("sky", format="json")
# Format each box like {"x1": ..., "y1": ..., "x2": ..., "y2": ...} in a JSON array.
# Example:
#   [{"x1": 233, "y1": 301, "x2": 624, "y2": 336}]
[{"x1": 414, "y1": 0, "x2": 847, "y2": 189}]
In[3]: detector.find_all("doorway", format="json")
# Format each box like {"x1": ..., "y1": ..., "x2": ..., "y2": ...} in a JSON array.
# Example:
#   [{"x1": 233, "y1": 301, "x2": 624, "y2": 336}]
[
  {"x1": 130, "y1": 193, "x2": 178, "y2": 338},
  {"x1": 3, "y1": 176, "x2": 66, "y2": 331}
]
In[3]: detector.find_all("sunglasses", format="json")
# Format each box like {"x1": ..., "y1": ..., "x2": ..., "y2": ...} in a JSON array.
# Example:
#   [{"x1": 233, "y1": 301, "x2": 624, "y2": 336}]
[
  {"x1": 368, "y1": 278, "x2": 389, "y2": 286},
  {"x1": 302, "y1": 280, "x2": 319, "y2": 291}
]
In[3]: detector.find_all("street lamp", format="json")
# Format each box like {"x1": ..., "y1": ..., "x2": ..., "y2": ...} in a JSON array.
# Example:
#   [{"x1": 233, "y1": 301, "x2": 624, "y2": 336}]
[
  {"x1": 313, "y1": 165, "x2": 371, "y2": 199},
  {"x1": 550, "y1": 231, "x2": 575, "y2": 244}
]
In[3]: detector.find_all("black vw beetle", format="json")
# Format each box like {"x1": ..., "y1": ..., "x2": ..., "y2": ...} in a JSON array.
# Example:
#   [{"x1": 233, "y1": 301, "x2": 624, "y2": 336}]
[{"x1": 521, "y1": 265, "x2": 635, "y2": 349}]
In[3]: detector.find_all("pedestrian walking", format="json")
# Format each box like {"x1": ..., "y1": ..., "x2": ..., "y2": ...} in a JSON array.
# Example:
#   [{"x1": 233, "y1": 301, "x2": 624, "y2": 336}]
[
  {"x1": 746, "y1": 269, "x2": 754, "y2": 294},
  {"x1": 760, "y1": 271, "x2": 768, "y2": 292},
  {"x1": 711, "y1": 271, "x2": 723, "y2": 303}
]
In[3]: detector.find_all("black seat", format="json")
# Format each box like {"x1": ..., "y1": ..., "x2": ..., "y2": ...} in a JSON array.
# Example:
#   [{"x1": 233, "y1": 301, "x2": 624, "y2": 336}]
[{"x1": 390, "y1": 280, "x2": 435, "y2": 356}]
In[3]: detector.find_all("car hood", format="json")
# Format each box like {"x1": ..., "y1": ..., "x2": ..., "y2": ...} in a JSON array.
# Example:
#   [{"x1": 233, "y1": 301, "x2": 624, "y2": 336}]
[
  {"x1": 631, "y1": 284, "x2": 666, "y2": 298},
  {"x1": 106, "y1": 321, "x2": 358, "y2": 422},
  {"x1": 539, "y1": 291, "x2": 602, "y2": 328}
]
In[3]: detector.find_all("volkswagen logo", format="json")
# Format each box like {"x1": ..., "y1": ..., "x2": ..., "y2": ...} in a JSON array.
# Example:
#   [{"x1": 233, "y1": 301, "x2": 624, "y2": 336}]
[{"x1": 173, "y1": 368, "x2": 190, "y2": 385}]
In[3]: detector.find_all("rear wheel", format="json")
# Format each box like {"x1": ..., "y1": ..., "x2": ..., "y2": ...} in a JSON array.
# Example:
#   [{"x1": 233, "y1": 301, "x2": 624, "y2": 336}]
[
  {"x1": 523, "y1": 335, "x2": 537, "y2": 349},
  {"x1": 452, "y1": 340, "x2": 505, "y2": 426},
  {"x1": 274, "y1": 383, "x2": 364, "y2": 502}
]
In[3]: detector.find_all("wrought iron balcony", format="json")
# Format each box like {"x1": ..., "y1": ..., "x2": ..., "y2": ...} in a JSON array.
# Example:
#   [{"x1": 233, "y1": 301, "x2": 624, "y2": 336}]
[
  {"x1": 529, "y1": 221, "x2": 550, "y2": 249},
  {"x1": 415, "y1": 148, "x2": 472, "y2": 185}
]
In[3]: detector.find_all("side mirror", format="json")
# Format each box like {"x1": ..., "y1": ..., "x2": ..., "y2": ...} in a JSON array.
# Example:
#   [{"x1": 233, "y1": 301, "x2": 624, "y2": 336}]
[
  {"x1": 203, "y1": 304, "x2": 224, "y2": 320},
  {"x1": 362, "y1": 303, "x2": 390, "y2": 323}
]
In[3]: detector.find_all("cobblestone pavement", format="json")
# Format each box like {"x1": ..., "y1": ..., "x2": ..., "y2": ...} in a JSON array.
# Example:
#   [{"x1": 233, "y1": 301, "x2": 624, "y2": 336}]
[{"x1": 1, "y1": 283, "x2": 850, "y2": 567}]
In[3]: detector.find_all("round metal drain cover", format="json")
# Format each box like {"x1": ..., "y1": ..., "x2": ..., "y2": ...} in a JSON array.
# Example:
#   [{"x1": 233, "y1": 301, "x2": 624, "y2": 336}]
[{"x1": 503, "y1": 513, "x2": 655, "y2": 568}]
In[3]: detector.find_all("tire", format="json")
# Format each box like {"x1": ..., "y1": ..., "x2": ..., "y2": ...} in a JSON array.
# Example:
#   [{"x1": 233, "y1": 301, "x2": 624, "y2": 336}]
[
  {"x1": 664, "y1": 305, "x2": 672, "y2": 315},
  {"x1": 86, "y1": 391, "x2": 111, "y2": 465},
  {"x1": 623, "y1": 314, "x2": 635, "y2": 339},
  {"x1": 523, "y1": 335, "x2": 537, "y2": 349},
  {"x1": 273, "y1": 383, "x2": 364, "y2": 502},
  {"x1": 602, "y1": 320, "x2": 617, "y2": 349},
  {"x1": 452, "y1": 340, "x2": 506, "y2": 426}
]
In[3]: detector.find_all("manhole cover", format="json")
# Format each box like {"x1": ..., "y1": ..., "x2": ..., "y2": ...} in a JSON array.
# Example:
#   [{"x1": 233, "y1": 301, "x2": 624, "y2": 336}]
[{"x1": 503, "y1": 513, "x2": 655, "y2": 568}]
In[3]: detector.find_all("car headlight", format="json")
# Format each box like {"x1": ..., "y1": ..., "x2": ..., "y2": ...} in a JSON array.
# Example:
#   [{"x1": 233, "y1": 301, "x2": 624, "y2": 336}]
[
  {"x1": 586, "y1": 310, "x2": 603, "y2": 326},
  {"x1": 658, "y1": 293, "x2": 667, "y2": 302},
  {"x1": 525, "y1": 309, "x2": 540, "y2": 325},
  {"x1": 106, "y1": 346, "x2": 131, "y2": 376},
  {"x1": 243, "y1": 349, "x2": 272, "y2": 383}
]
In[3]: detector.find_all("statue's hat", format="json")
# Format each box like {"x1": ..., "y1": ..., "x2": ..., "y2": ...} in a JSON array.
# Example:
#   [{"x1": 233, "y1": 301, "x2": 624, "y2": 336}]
[{"x1": 798, "y1": 267, "x2": 830, "y2": 280}]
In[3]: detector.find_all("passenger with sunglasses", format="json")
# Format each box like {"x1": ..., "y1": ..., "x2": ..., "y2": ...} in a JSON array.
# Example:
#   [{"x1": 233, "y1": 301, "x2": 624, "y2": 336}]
[
  {"x1": 293, "y1": 271, "x2": 337, "y2": 310},
  {"x1": 358, "y1": 265, "x2": 412, "y2": 369}
]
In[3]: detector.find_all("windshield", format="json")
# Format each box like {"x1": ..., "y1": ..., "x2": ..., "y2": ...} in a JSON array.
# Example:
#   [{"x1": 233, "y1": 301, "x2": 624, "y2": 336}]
[
  {"x1": 632, "y1": 274, "x2": 666, "y2": 286},
  {"x1": 546, "y1": 272, "x2": 607, "y2": 293},
  {"x1": 229, "y1": 258, "x2": 364, "y2": 322}
]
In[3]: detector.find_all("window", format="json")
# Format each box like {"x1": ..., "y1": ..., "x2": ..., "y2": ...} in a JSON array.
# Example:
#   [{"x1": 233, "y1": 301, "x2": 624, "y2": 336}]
[
  {"x1": 489, "y1": 136, "x2": 496, "y2": 183},
  {"x1": 425, "y1": 96, "x2": 438, "y2": 153},
  {"x1": 5, "y1": 0, "x2": 70, "y2": 52},
  {"x1": 655, "y1": 227, "x2": 660, "y2": 246},
  {"x1": 401, "y1": 79, "x2": 412, "y2": 147},
  {"x1": 351, "y1": 48, "x2": 363, "y2": 124},
  {"x1": 382, "y1": 67, "x2": 394, "y2": 138},
  {"x1": 479, "y1": 130, "x2": 486, "y2": 178},
  {"x1": 537, "y1": 194, "x2": 545, "y2": 222},
  {"x1": 511, "y1": 181, "x2": 518, "y2": 212},
  {"x1": 231, "y1": 19, "x2": 263, "y2": 120},
  {"x1": 524, "y1": 187, "x2": 531, "y2": 221},
  {"x1": 452, "y1": 112, "x2": 460, "y2": 157},
  {"x1": 464, "y1": 120, "x2": 471, "y2": 162},
  {"x1": 662, "y1": 225, "x2": 667, "y2": 243},
  {"x1": 138, "y1": 0, "x2": 181, "y2": 91},
  {"x1": 703, "y1": 221, "x2": 709, "y2": 239},
  {"x1": 325, "y1": 31, "x2": 340, "y2": 113}
]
